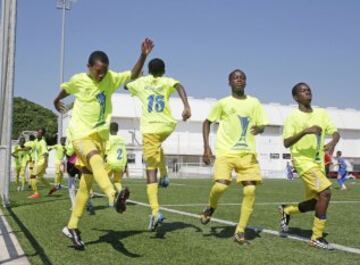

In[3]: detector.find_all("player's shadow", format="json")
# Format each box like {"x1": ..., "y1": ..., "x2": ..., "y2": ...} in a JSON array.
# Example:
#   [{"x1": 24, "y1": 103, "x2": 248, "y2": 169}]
[
  {"x1": 86, "y1": 229, "x2": 144, "y2": 258},
  {"x1": 204, "y1": 226, "x2": 260, "y2": 242},
  {"x1": 284, "y1": 227, "x2": 329, "y2": 239},
  {"x1": 152, "y1": 221, "x2": 202, "y2": 239}
]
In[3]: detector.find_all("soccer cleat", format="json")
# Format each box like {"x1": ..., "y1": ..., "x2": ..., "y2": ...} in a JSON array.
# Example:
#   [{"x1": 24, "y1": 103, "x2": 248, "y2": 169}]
[
  {"x1": 148, "y1": 212, "x2": 165, "y2": 231},
  {"x1": 233, "y1": 232, "x2": 250, "y2": 245},
  {"x1": 114, "y1": 187, "x2": 130, "y2": 213},
  {"x1": 48, "y1": 186, "x2": 58, "y2": 196},
  {"x1": 62, "y1": 226, "x2": 73, "y2": 239},
  {"x1": 309, "y1": 237, "x2": 334, "y2": 250},
  {"x1": 28, "y1": 193, "x2": 40, "y2": 199},
  {"x1": 159, "y1": 176, "x2": 170, "y2": 188},
  {"x1": 62, "y1": 227, "x2": 85, "y2": 251},
  {"x1": 200, "y1": 207, "x2": 215, "y2": 225},
  {"x1": 279, "y1": 204, "x2": 290, "y2": 233}
]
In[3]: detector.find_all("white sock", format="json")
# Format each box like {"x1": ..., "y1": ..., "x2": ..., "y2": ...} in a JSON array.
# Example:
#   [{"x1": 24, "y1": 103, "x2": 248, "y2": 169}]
[{"x1": 68, "y1": 176, "x2": 76, "y2": 208}]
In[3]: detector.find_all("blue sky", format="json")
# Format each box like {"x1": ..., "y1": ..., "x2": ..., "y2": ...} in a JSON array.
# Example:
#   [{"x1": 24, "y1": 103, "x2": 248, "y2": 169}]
[{"x1": 14, "y1": 0, "x2": 360, "y2": 111}]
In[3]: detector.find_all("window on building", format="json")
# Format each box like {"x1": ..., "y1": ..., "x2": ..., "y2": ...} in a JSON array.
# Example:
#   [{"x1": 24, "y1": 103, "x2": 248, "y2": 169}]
[
  {"x1": 270, "y1": 153, "x2": 280, "y2": 159},
  {"x1": 127, "y1": 153, "x2": 135, "y2": 164},
  {"x1": 282, "y1": 153, "x2": 291, "y2": 160}
]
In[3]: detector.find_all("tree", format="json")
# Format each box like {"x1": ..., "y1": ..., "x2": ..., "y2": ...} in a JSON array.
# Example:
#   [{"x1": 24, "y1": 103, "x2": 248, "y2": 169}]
[{"x1": 12, "y1": 97, "x2": 58, "y2": 144}]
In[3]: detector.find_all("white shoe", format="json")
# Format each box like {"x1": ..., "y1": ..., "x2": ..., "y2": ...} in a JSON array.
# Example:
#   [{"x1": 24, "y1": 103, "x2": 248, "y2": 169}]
[{"x1": 62, "y1": 226, "x2": 73, "y2": 239}]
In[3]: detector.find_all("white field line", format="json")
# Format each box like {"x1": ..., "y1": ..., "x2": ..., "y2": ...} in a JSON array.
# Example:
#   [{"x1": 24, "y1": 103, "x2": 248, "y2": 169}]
[
  {"x1": 91, "y1": 192, "x2": 360, "y2": 255},
  {"x1": 160, "y1": 201, "x2": 360, "y2": 207}
]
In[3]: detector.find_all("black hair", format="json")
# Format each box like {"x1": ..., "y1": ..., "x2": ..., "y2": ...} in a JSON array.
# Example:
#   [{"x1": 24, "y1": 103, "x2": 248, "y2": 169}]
[
  {"x1": 148, "y1": 58, "x2": 165, "y2": 76},
  {"x1": 88, "y1": 51, "x2": 109, "y2": 66},
  {"x1": 337, "y1": 150, "x2": 342, "y2": 156},
  {"x1": 29, "y1": 134, "x2": 35, "y2": 141},
  {"x1": 110, "y1": 122, "x2": 118, "y2": 132},
  {"x1": 38, "y1": 128, "x2": 46, "y2": 134},
  {"x1": 60, "y1": 137, "x2": 66, "y2": 142},
  {"x1": 292, "y1": 82, "x2": 309, "y2": 97},
  {"x1": 228, "y1": 69, "x2": 246, "y2": 82}
]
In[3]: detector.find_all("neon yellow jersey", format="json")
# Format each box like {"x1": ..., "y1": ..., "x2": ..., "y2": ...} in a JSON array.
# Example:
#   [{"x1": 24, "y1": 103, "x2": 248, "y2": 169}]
[
  {"x1": 49, "y1": 144, "x2": 66, "y2": 163},
  {"x1": 61, "y1": 70, "x2": 132, "y2": 141},
  {"x1": 126, "y1": 75, "x2": 179, "y2": 134},
  {"x1": 12, "y1": 145, "x2": 21, "y2": 166},
  {"x1": 106, "y1": 135, "x2": 127, "y2": 169},
  {"x1": 66, "y1": 142, "x2": 75, "y2": 157},
  {"x1": 24, "y1": 141, "x2": 35, "y2": 161},
  {"x1": 283, "y1": 108, "x2": 337, "y2": 176},
  {"x1": 19, "y1": 148, "x2": 31, "y2": 167},
  {"x1": 208, "y1": 95, "x2": 268, "y2": 157},
  {"x1": 33, "y1": 138, "x2": 48, "y2": 163}
]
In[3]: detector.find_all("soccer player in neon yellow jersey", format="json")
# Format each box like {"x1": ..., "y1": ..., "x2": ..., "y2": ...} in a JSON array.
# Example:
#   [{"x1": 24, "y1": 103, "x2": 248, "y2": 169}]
[
  {"x1": 11, "y1": 137, "x2": 30, "y2": 191},
  {"x1": 48, "y1": 136, "x2": 67, "y2": 191},
  {"x1": 28, "y1": 128, "x2": 53, "y2": 199},
  {"x1": 281, "y1": 82, "x2": 340, "y2": 250},
  {"x1": 125, "y1": 58, "x2": 191, "y2": 231},
  {"x1": 201, "y1": 69, "x2": 268, "y2": 244},
  {"x1": 53, "y1": 38, "x2": 154, "y2": 250},
  {"x1": 105, "y1": 122, "x2": 129, "y2": 193},
  {"x1": 11, "y1": 141, "x2": 22, "y2": 188}
]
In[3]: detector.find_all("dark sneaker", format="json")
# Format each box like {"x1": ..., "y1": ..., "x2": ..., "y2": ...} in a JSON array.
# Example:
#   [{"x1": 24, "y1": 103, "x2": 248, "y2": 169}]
[
  {"x1": 114, "y1": 187, "x2": 130, "y2": 213},
  {"x1": 62, "y1": 227, "x2": 85, "y2": 251},
  {"x1": 309, "y1": 237, "x2": 334, "y2": 250},
  {"x1": 48, "y1": 186, "x2": 58, "y2": 196},
  {"x1": 279, "y1": 204, "x2": 290, "y2": 233},
  {"x1": 159, "y1": 176, "x2": 170, "y2": 188},
  {"x1": 233, "y1": 232, "x2": 250, "y2": 245},
  {"x1": 148, "y1": 212, "x2": 165, "y2": 231},
  {"x1": 200, "y1": 207, "x2": 215, "y2": 225}
]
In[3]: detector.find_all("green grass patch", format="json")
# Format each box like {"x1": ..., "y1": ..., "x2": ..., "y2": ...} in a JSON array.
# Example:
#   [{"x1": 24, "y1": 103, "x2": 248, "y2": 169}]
[{"x1": 1, "y1": 178, "x2": 360, "y2": 265}]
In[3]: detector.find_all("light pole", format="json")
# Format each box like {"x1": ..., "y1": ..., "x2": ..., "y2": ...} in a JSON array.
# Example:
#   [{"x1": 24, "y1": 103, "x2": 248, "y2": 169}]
[{"x1": 56, "y1": 0, "x2": 73, "y2": 142}]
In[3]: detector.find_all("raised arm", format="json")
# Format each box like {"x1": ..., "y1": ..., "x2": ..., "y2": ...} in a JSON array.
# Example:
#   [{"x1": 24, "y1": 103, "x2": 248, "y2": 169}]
[
  {"x1": 54, "y1": 89, "x2": 70, "y2": 113},
  {"x1": 175, "y1": 84, "x2": 191, "y2": 121},
  {"x1": 130, "y1": 38, "x2": 154, "y2": 80},
  {"x1": 202, "y1": 119, "x2": 213, "y2": 165},
  {"x1": 284, "y1": 125, "x2": 322, "y2": 148}
]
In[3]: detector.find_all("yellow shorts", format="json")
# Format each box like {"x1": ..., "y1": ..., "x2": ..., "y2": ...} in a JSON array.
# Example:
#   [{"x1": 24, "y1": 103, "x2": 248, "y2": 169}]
[
  {"x1": 105, "y1": 163, "x2": 124, "y2": 181},
  {"x1": 301, "y1": 167, "x2": 332, "y2": 200},
  {"x1": 28, "y1": 160, "x2": 34, "y2": 170},
  {"x1": 72, "y1": 133, "x2": 106, "y2": 172},
  {"x1": 143, "y1": 131, "x2": 172, "y2": 170},
  {"x1": 214, "y1": 154, "x2": 262, "y2": 184},
  {"x1": 31, "y1": 161, "x2": 47, "y2": 177}
]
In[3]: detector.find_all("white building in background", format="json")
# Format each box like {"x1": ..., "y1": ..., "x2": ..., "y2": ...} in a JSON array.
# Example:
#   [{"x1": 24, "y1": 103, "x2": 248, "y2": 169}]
[{"x1": 61, "y1": 93, "x2": 360, "y2": 179}]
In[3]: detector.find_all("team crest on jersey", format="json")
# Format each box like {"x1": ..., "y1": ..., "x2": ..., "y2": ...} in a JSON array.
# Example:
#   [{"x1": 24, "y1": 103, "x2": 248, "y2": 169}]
[{"x1": 232, "y1": 115, "x2": 251, "y2": 150}]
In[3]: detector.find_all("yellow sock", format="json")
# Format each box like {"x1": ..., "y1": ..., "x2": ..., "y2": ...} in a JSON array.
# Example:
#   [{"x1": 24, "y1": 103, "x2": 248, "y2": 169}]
[
  {"x1": 68, "y1": 174, "x2": 93, "y2": 229},
  {"x1": 55, "y1": 171, "x2": 63, "y2": 185},
  {"x1": 113, "y1": 171, "x2": 123, "y2": 192},
  {"x1": 236, "y1": 185, "x2": 256, "y2": 233},
  {"x1": 159, "y1": 148, "x2": 167, "y2": 178},
  {"x1": 15, "y1": 173, "x2": 20, "y2": 186},
  {"x1": 284, "y1": 205, "x2": 300, "y2": 215},
  {"x1": 311, "y1": 217, "x2": 326, "y2": 240},
  {"x1": 30, "y1": 178, "x2": 38, "y2": 193},
  {"x1": 89, "y1": 154, "x2": 116, "y2": 202},
  {"x1": 147, "y1": 183, "x2": 159, "y2": 216},
  {"x1": 21, "y1": 174, "x2": 26, "y2": 188},
  {"x1": 209, "y1": 182, "x2": 228, "y2": 209}
]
